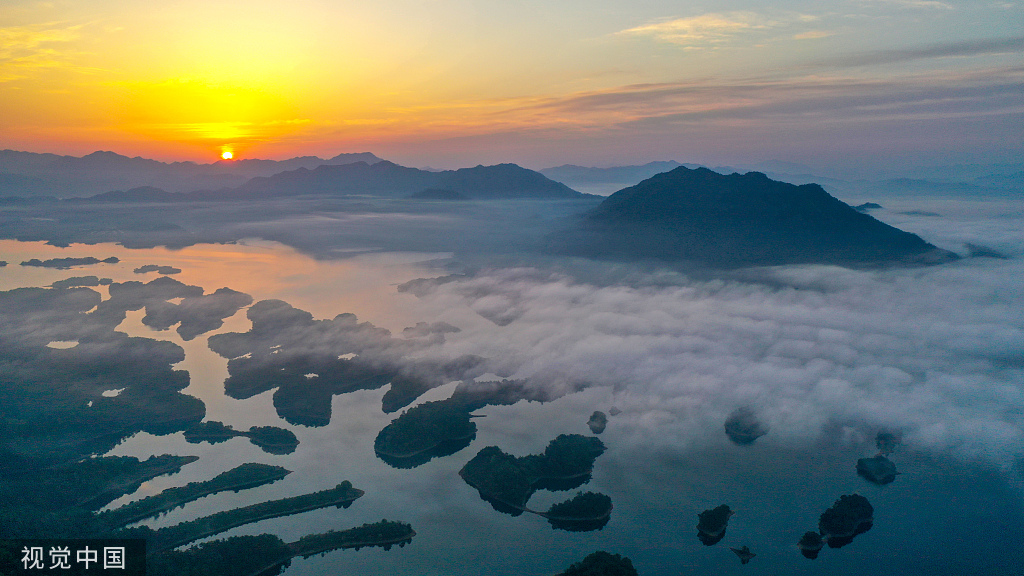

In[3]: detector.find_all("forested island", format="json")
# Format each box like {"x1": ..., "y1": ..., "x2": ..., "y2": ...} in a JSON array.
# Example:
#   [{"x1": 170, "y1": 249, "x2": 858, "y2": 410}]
[
  {"x1": 374, "y1": 399, "x2": 477, "y2": 468},
  {"x1": 184, "y1": 421, "x2": 300, "y2": 454},
  {"x1": 97, "y1": 463, "x2": 291, "y2": 530},
  {"x1": 123, "y1": 481, "x2": 364, "y2": 554},
  {"x1": 147, "y1": 520, "x2": 416, "y2": 576},
  {"x1": 459, "y1": 435, "x2": 613, "y2": 530}
]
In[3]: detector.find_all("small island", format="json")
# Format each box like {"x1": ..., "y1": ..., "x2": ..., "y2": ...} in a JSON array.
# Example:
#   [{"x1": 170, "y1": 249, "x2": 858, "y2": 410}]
[
  {"x1": 147, "y1": 520, "x2": 416, "y2": 576},
  {"x1": 696, "y1": 504, "x2": 733, "y2": 546},
  {"x1": 21, "y1": 256, "x2": 119, "y2": 269},
  {"x1": 587, "y1": 411, "x2": 608, "y2": 434},
  {"x1": 876, "y1": 431, "x2": 900, "y2": 455},
  {"x1": 134, "y1": 264, "x2": 182, "y2": 275},
  {"x1": 798, "y1": 531, "x2": 825, "y2": 559},
  {"x1": 50, "y1": 275, "x2": 113, "y2": 288},
  {"x1": 819, "y1": 494, "x2": 874, "y2": 549},
  {"x1": 724, "y1": 408, "x2": 767, "y2": 446},
  {"x1": 856, "y1": 455, "x2": 899, "y2": 485},
  {"x1": 184, "y1": 421, "x2": 299, "y2": 455},
  {"x1": 556, "y1": 551, "x2": 638, "y2": 576},
  {"x1": 69, "y1": 455, "x2": 200, "y2": 512},
  {"x1": 544, "y1": 491, "x2": 613, "y2": 531},
  {"x1": 374, "y1": 399, "x2": 477, "y2": 468}
]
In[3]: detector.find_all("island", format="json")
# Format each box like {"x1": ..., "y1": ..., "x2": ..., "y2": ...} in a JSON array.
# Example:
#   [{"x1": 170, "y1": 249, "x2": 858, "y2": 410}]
[
  {"x1": 546, "y1": 166, "x2": 959, "y2": 267},
  {"x1": 134, "y1": 264, "x2": 182, "y2": 274},
  {"x1": 556, "y1": 551, "x2": 638, "y2": 576},
  {"x1": 147, "y1": 520, "x2": 416, "y2": 576},
  {"x1": 374, "y1": 399, "x2": 477, "y2": 468},
  {"x1": 98, "y1": 463, "x2": 291, "y2": 530},
  {"x1": 724, "y1": 408, "x2": 767, "y2": 445},
  {"x1": 819, "y1": 494, "x2": 874, "y2": 548},
  {"x1": 459, "y1": 434, "x2": 611, "y2": 531},
  {"x1": 78, "y1": 456, "x2": 203, "y2": 511},
  {"x1": 730, "y1": 545, "x2": 755, "y2": 565},
  {"x1": 50, "y1": 275, "x2": 113, "y2": 288},
  {"x1": 133, "y1": 481, "x2": 365, "y2": 554},
  {"x1": 587, "y1": 411, "x2": 608, "y2": 434},
  {"x1": 184, "y1": 421, "x2": 300, "y2": 455},
  {"x1": 798, "y1": 531, "x2": 825, "y2": 559},
  {"x1": 544, "y1": 492, "x2": 613, "y2": 532},
  {"x1": 856, "y1": 455, "x2": 899, "y2": 485},
  {"x1": 696, "y1": 504, "x2": 733, "y2": 546},
  {"x1": 21, "y1": 256, "x2": 119, "y2": 269},
  {"x1": 876, "y1": 431, "x2": 900, "y2": 456}
]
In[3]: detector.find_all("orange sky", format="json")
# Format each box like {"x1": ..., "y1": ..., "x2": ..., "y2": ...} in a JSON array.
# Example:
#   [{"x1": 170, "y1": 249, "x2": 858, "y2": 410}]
[{"x1": 1, "y1": 0, "x2": 1022, "y2": 171}]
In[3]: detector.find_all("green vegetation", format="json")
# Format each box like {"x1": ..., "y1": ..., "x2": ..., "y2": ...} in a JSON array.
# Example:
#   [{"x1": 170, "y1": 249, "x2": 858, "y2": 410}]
[
  {"x1": 527, "y1": 434, "x2": 605, "y2": 479},
  {"x1": 148, "y1": 521, "x2": 417, "y2": 576},
  {"x1": 556, "y1": 551, "x2": 638, "y2": 576},
  {"x1": 1, "y1": 454, "x2": 199, "y2": 518},
  {"x1": 137, "y1": 481, "x2": 364, "y2": 553},
  {"x1": 461, "y1": 434, "x2": 606, "y2": 511},
  {"x1": 819, "y1": 494, "x2": 873, "y2": 548},
  {"x1": 546, "y1": 492, "x2": 613, "y2": 521},
  {"x1": 374, "y1": 399, "x2": 477, "y2": 467},
  {"x1": 696, "y1": 504, "x2": 733, "y2": 546},
  {"x1": 183, "y1": 420, "x2": 236, "y2": 443},
  {"x1": 460, "y1": 446, "x2": 537, "y2": 513},
  {"x1": 148, "y1": 534, "x2": 294, "y2": 576},
  {"x1": 544, "y1": 492, "x2": 613, "y2": 532},
  {"x1": 98, "y1": 463, "x2": 291, "y2": 530},
  {"x1": 460, "y1": 434, "x2": 612, "y2": 531},
  {"x1": 0, "y1": 454, "x2": 198, "y2": 540},
  {"x1": 184, "y1": 421, "x2": 299, "y2": 455},
  {"x1": 247, "y1": 426, "x2": 300, "y2": 455},
  {"x1": 0, "y1": 283, "x2": 415, "y2": 576},
  {"x1": 290, "y1": 519, "x2": 415, "y2": 555}
]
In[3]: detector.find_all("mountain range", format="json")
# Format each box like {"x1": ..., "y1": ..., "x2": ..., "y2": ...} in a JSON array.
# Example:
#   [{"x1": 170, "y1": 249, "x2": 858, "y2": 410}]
[
  {"x1": 72, "y1": 161, "x2": 588, "y2": 202},
  {"x1": 0, "y1": 150, "x2": 382, "y2": 198}
]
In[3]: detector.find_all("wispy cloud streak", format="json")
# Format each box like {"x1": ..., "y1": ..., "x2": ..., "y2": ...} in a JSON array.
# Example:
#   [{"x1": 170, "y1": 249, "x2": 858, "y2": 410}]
[
  {"x1": 0, "y1": 22, "x2": 81, "y2": 81},
  {"x1": 618, "y1": 12, "x2": 773, "y2": 47},
  {"x1": 812, "y1": 36, "x2": 1024, "y2": 68}
]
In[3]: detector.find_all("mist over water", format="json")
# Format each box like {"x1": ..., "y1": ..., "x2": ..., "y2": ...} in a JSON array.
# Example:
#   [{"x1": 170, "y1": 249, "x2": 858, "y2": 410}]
[{"x1": 1, "y1": 189, "x2": 1022, "y2": 575}]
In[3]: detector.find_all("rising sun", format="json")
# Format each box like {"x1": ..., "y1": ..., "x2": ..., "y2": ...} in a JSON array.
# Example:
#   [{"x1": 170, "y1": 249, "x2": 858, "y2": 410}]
[{"x1": 221, "y1": 150, "x2": 233, "y2": 160}]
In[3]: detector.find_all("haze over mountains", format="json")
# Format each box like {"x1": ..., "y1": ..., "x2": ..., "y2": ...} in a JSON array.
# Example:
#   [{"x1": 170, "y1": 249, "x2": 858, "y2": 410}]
[
  {"x1": 542, "y1": 160, "x2": 1024, "y2": 198},
  {"x1": 0, "y1": 150, "x2": 383, "y2": 198},
  {"x1": 3, "y1": 150, "x2": 1020, "y2": 203},
  {"x1": 0, "y1": 148, "x2": 997, "y2": 269},
  {"x1": 216, "y1": 161, "x2": 585, "y2": 200}
]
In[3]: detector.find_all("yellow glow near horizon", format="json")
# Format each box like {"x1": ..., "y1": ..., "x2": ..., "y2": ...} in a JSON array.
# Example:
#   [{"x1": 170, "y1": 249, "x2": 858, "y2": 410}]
[
  {"x1": 0, "y1": 0, "x2": 1017, "y2": 166},
  {"x1": 221, "y1": 150, "x2": 233, "y2": 160}
]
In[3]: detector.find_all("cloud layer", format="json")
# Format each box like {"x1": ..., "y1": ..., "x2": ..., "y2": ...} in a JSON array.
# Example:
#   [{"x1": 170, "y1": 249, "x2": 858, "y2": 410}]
[{"x1": 405, "y1": 245, "x2": 1024, "y2": 465}]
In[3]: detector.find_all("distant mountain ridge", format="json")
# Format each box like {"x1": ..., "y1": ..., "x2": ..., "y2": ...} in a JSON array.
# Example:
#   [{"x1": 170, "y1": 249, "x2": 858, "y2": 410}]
[
  {"x1": 0, "y1": 150, "x2": 383, "y2": 197},
  {"x1": 72, "y1": 160, "x2": 587, "y2": 202},
  {"x1": 222, "y1": 161, "x2": 584, "y2": 200},
  {"x1": 548, "y1": 166, "x2": 959, "y2": 267}
]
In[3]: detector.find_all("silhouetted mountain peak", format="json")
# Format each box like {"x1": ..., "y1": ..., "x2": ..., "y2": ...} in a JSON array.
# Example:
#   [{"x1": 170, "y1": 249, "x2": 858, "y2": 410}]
[{"x1": 550, "y1": 166, "x2": 959, "y2": 268}]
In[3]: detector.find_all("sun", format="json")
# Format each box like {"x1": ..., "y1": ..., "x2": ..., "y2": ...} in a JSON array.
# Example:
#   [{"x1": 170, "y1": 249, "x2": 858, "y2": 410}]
[{"x1": 221, "y1": 150, "x2": 233, "y2": 160}]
